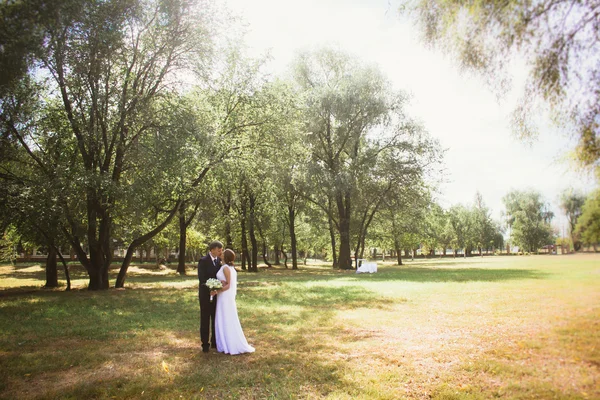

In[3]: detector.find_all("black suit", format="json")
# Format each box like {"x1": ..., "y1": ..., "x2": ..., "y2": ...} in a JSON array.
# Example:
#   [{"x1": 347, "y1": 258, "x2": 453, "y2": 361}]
[{"x1": 198, "y1": 253, "x2": 220, "y2": 350}]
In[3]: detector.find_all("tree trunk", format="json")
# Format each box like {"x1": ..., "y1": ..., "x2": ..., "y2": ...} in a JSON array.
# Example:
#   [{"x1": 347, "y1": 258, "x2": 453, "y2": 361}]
[
  {"x1": 88, "y1": 266, "x2": 104, "y2": 291},
  {"x1": 177, "y1": 208, "x2": 187, "y2": 275},
  {"x1": 223, "y1": 190, "x2": 234, "y2": 249},
  {"x1": 356, "y1": 209, "x2": 368, "y2": 261},
  {"x1": 395, "y1": 239, "x2": 402, "y2": 265},
  {"x1": 35, "y1": 227, "x2": 70, "y2": 290},
  {"x1": 249, "y1": 224, "x2": 258, "y2": 272},
  {"x1": 115, "y1": 199, "x2": 183, "y2": 288},
  {"x1": 273, "y1": 244, "x2": 280, "y2": 265},
  {"x1": 240, "y1": 212, "x2": 248, "y2": 271},
  {"x1": 328, "y1": 214, "x2": 337, "y2": 268},
  {"x1": 248, "y1": 193, "x2": 258, "y2": 272},
  {"x1": 261, "y1": 240, "x2": 271, "y2": 268},
  {"x1": 57, "y1": 248, "x2": 71, "y2": 291},
  {"x1": 288, "y1": 205, "x2": 298, "y2": 270},
  {"x1": 44, "y1": 247, "x2": 59, "y2": 288},
  {"x1": 176, "y1": 200, "x2": 201, "y2": 273},
  {"x1": 67, "y1": 186, "x2": 111, "y2": 290},
  {"x1": 281, "y1": 245, "x2": 288, "y2": 268},
  {"x1": 67, "y1": 242, "x2": 99, "y2": 290},
  {"x1": 336, "y1": 191, "x2": 352, "y2": 270}
]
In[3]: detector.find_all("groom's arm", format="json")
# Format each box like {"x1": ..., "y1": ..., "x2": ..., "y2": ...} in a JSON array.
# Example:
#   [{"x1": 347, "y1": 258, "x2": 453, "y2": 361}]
[{"x1": 197, "y1": 258, "x2": 207, "y2": 284}]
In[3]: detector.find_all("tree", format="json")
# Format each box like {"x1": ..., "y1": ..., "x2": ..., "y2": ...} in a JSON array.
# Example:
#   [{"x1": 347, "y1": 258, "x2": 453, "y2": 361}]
[
  {"x1": 400, "y1": 0, "x2": 600, "y2": 177},
  {"x1": 448, "y1": 204, "x2": 475, "y2": 258},
  {"x1": 0, "y1": 225, "x2": 15, "y2": 263},
  {"x1": 0, "y1": 98, "x2": 73, "y2": 288},
  {"x1": 293, "y1": 48, "x2": 438, "y2": 269},
  {"x1": 377, "y1": 184, "x2": 431, "y2": 264},
  {"x1": 472, "y1": 192, "x2": 496, "y2": 255},
  {"x1": 559, "y1": 188, "x2": 586, "y2": 251},
  {"x1": 173, "y1": 46, "x2": 272, "y2": 275},
  {"x1": 421, "y1": 203, "x2": 453, "y2": 256},
  {"x1": 1, "y1": 0, "x2": 215, "y2": 289},
  {"x1": 503, "y1": 190, "x2": 555, "y2": 252},
  {"x1": 575, "y1": 190, "x2": 600, "y2": 251}
]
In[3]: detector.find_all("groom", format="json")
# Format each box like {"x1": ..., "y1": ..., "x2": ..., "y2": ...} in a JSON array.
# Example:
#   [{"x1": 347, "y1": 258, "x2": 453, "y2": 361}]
[{"x1": 198, "y1": 240, "x2": 223, "y2": 353}]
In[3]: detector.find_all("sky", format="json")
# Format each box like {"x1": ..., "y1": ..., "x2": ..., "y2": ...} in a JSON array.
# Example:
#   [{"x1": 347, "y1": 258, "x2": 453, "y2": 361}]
[{"x1": 224, "y1": 0, "x2": 596, "y2": 234}]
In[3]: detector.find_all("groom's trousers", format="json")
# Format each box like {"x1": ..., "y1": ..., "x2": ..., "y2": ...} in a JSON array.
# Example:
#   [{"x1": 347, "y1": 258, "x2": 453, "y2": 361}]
[{"x1": 199, "y1": 287, "x2": 217, "y2": 349}]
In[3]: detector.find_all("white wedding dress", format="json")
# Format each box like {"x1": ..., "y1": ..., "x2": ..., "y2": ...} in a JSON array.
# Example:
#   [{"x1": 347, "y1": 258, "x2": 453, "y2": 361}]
[{"x1": 215, "y1": 264, "x2": 255, "y2": 355}]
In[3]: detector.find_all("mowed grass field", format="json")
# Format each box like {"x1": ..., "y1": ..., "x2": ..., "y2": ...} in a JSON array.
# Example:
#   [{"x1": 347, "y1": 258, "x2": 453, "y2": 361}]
[{"x1": 0, "y1": 254, "x2": 598, "y2": 399}]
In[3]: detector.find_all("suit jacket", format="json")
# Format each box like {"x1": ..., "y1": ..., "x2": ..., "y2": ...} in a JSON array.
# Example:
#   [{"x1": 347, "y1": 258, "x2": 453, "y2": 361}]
[{"x1": 198, "y1": 253, "x2": 221, "y2": 290}]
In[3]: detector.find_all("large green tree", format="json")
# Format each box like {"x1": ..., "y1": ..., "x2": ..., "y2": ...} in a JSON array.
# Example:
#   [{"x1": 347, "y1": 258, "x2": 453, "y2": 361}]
[
  {"x1": 448, "y1": 204, "x2": 475, "y2": 257},
  {"x1": 472, "y1": 192, "x2": 497, "y2": 255},
  {"x1": 559, "y1": 188, "x2": 586, "y2": 251},
  {"x1": 503, "y1": 190, "x2": 555, "y2": 252},
  {"x1": 292, "y1": 48, "x2": 438, "y2": 269},
  {"x1": 1, "y1": 0, "x2": 215, "y2": 290},
  {"x1": 377, "y1": 185, "x2": 431, "y2": 264},
  {"x1": 400, "y1": 0, "x2": 600, "y2": 177},
  {"x1": 422, "y1": 203, "x2": 453, "y2": 256},
  {"x1": 575, "y1": 190, "x2": 600, "y2": 251}
]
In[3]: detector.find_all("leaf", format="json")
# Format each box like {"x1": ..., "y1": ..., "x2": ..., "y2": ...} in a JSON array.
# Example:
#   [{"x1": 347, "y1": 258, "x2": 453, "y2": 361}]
[{"x1": 162, "y1": 360, "x2": 169, "y2": 373}]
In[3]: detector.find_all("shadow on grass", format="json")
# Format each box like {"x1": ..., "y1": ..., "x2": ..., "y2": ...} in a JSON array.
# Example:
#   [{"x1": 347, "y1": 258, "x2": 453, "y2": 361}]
[
  {"x1": 0, "y1": 264, "x2": 195, "y2": 292},
  {"x1": 240, "y1": 284, "x2": 396, "y2": 310},
  {"x1": 236, "y1": 265, "x2": 548, "y2": 284},
  {"x1": 365, "y1": 267, "x2": 548, "y2": 282},
  {"x1": 0, "y1": 283, "x2": 369, "y2": 399}
]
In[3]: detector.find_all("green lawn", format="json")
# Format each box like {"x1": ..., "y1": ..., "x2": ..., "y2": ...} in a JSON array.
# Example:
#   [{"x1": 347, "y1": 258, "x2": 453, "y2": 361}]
[{"x1": 0, "y1": 254, "x2": 598, "y2": 399}]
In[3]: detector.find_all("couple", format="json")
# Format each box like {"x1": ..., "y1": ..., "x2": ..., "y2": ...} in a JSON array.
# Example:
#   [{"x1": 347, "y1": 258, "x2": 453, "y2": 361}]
[{"x1": 198, "y1": 240, "x2": 255, "y2": 355}]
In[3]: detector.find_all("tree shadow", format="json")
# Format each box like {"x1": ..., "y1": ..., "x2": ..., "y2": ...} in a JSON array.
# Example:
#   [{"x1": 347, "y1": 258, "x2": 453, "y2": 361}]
[
  {"x1": 237, "y1": 265, "x2": 548, "y2": 284},
  {"x1": 240, "y1": 284, "x2": 397, "y2": 310},
  {"x1": 346, "y1": 267, "x2": 549, "y2": 282},
  {"x1": 0, "y1": 261, "x2": 548, "y2": 299},
  {"x1": 0, "y1": 284, "x2": 372, "y2": 399}
]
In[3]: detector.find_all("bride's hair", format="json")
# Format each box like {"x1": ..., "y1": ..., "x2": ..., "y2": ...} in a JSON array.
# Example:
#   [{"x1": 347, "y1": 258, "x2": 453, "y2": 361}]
[{"x1": 223, "y1": 249, "x2": 236, "y2": 265}]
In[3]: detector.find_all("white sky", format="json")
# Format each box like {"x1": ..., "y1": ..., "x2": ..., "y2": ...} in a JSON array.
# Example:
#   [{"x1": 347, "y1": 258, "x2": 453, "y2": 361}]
[{"x1": 224, "y1": 0, "x2": 596, "y2": 234}]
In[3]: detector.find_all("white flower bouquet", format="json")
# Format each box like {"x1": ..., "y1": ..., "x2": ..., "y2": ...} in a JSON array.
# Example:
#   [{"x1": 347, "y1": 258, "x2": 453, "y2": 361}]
[{"x1": 205, "y1": 278, "x2": 223, "y2": 301}]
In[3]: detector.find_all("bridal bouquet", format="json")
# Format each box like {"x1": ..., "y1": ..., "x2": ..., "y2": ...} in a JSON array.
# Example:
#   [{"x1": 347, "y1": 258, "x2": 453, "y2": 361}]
[{"x1": 205, "y1": 278, "x2": 223, "y2": 301}]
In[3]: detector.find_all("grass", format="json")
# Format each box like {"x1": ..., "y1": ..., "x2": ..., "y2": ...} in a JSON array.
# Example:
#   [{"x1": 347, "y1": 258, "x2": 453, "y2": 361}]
[{"x1": 0, "y1": 254, "x2": 598, "y2": 399}]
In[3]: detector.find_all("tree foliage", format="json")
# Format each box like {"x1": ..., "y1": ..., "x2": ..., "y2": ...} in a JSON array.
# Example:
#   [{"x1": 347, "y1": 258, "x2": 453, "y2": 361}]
[
  {"x1": 400, "y1": 0, "x2": 600, "y2": 177},
  {"x1": 575, "y1": 190, "x2": 600, "y2": 248},
  {"x1": 293, "y1": 47, "x2": 439, "y2": 269},
  {"x1": 503, "y1": 189, "x2": 554, "y2": 252},
  {"x1": 0, "y1": 0, "x2": 215, "y2": 289},
  {"x1": 559, "y1": 188, "x2": 586, "y2": 251}
]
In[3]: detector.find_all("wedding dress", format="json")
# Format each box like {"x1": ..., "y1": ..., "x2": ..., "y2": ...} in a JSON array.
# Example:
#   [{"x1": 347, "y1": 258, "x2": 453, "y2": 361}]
[{"x1": 215, "y1": 264, "x2": 255, "y2": 355}]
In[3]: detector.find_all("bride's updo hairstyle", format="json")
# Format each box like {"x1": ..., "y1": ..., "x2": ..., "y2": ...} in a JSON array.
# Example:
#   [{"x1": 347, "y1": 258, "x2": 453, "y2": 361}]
[{"x1": 223, "y1": 249, "x2": 236, "y2": 265}]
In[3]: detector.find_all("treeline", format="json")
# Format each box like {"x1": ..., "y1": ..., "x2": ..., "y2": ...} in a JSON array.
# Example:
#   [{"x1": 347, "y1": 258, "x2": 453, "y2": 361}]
[
  {"x1": 0, "y1": 0, "x2": 440, "y2": 289},
  {"x1": 1, "y1": 0, "x2": 597, "y2": 291}
]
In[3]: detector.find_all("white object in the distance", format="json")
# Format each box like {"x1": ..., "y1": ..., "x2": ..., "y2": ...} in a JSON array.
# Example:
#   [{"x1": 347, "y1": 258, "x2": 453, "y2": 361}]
[{"x1": 356, "y1": 259, "x2": 377, "y2": 274}]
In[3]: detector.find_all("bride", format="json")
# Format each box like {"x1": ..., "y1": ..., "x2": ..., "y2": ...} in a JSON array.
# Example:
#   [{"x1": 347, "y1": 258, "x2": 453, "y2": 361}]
[{"x1": 211, "y1": 249, "x2": 255, "y2": 355}]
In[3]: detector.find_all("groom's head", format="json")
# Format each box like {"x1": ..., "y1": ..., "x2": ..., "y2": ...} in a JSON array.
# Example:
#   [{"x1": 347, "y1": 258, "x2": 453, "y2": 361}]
[{"x1": 208, "y1": 240, "x2": 223, "y2": 258}]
